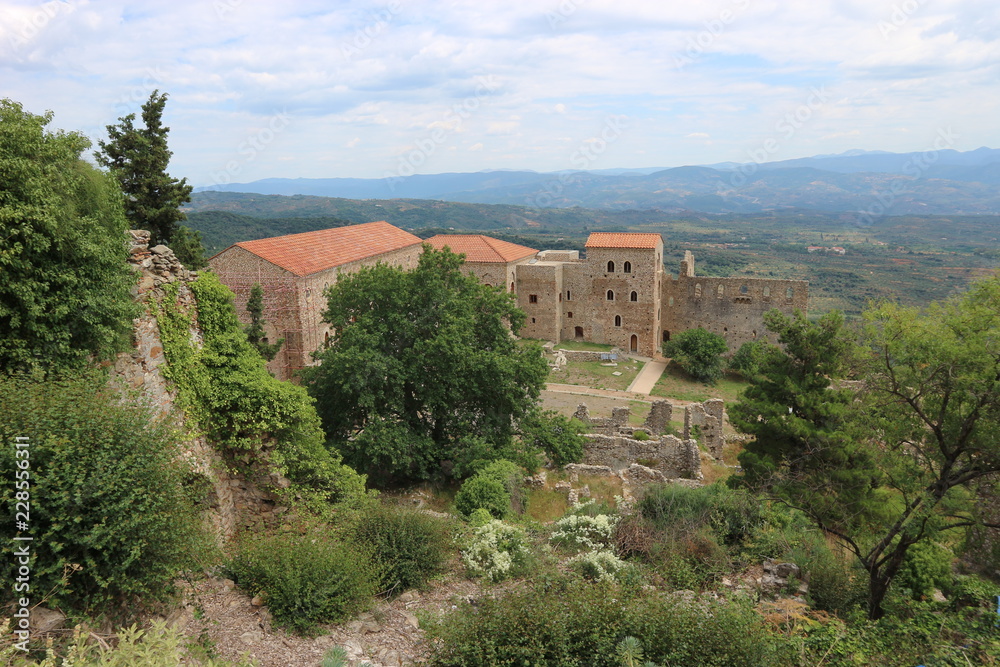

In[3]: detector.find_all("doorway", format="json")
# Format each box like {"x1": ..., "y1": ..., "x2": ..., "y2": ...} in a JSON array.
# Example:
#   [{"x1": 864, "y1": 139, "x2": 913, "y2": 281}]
[{"x1": 630, "y1": 334, "x2": 638, "y2": 353}]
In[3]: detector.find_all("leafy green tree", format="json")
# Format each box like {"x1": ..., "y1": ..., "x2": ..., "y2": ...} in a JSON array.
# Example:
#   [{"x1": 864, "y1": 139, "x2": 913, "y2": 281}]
[
  {"x1": 663, "y1": 327, "x2": 729, "y2": 383},
  {"x1": 97, "y1": 90, "x2": 193, "y2": 245},
  {"x1": 518, "y1": 409, "x2": 586, "y2": 466},
  {"x1": 244, "y1": 283, "x2": 284, "y2": 361},
  {"x1": 0, "y1": 99, "x2": 137, "y2": 373},
  {"x1": 731, "y1": 296, "x2": 1000, "y2": 620},
  {"x1": 303, "y1": 247, "x2": 548, "y2": 486},
  {"x1": 728, "y1": 339, "x2": 778, "y2": 379},
  {"x1": 169, "y1": 224, "x2": 207, "y2": 269}
]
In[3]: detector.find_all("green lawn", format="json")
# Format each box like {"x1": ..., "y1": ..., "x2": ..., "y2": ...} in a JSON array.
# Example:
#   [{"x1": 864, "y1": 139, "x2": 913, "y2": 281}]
[
  {"x1": 549, "y1": 358, "x2": 645, "y2": 392},
  {"x1": 650, "y1": 365, "x2": 749, "y2": 403}
]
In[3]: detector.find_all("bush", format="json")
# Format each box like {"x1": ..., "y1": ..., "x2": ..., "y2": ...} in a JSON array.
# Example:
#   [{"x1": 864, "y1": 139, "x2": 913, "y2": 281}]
[
  {"x1": 787, "y1": 534, "x2": 866, "y2": 614},
  {"x1": 728, "y1": 340, "x2": 778, "y2": 379},
  {"x1": 227, "y1": 523, "x2": 382, "y2": 634},
  {"x1": 0, "y1": 373, "x2": 212, "y2": 611},
  {"x1": 461, "y1": 520, "x2": 530, "y2": 582},
  {"x1": 425, "y1": 578, "x2": 782, "y2": 666},
  {"x1": 455, "y1": 475, "x2": 510, "y2": 519},
  {"x1": 550, "y1": 512, "x2": 619, "y2": 553},
  {"x1": 346, "y1": 503, "x2": 452, "y2": 595},
  {"x1": 568, "y1": 550, "x2": 629, "y2": 583},
  {"x1": 518, "y1": 409, "x2": 586, "y2": 466},
  {"x1": 663, "y1": 328, "x2": 728, "y2": 384},
  {"x1": 896, "y1": 540, "x2": 953, "y2": 599}
]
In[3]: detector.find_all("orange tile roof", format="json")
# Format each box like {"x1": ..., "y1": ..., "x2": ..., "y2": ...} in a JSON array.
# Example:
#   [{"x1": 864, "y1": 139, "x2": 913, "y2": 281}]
[
  {"x1": 425, "y1": 234, "x2": 537, "y2": 263},
  {"x1": 227, "y1": 221, "x2": 422, "y2": 276},
  {"x1": 585, "y1": 232, "x2": 662, "y2": 249}
]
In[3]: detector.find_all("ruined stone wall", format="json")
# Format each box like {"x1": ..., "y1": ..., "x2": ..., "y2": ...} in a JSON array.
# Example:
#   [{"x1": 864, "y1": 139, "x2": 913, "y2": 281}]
[
  {"x1": 662, "y1": 266, "x2": 808, "y2": 351},
  {"x1": 114, "y1": 231, "x2": 282, "y2": 543},
  {"x1": 581, "y1": 434, "x2": 701, "y2": 480},
  {"x1": 684, "y1": 398, "x2": 725, "y2": 460}
]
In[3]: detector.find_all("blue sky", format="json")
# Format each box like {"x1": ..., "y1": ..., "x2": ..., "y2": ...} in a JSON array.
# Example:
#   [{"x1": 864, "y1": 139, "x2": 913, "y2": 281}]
[{"x1": 2, "y1": 0, "x2": 998, "y2": 188}]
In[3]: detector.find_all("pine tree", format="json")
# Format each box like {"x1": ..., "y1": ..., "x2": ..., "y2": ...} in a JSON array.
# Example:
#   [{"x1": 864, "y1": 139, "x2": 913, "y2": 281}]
[
  {"x1": 244, "y1": 283, "x2": 283, "y2": 362},
  {"x1": 97, "y1": 90, "x2": 193, "y2": 245}
]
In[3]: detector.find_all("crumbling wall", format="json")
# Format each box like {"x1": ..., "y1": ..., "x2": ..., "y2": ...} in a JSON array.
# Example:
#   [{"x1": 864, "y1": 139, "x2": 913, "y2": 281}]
[
  {"x1": 684, "y1": 398, "x2": 725, "y2": 460},
  {"x1": 112, "y1": 230, "x2": 284, "y2": 543},
  {"x1": 581, "y1": 433, "x2": 701, "y2": 480},
  {"x1": 644, "y1": 400, "x2": 673, "y2": 434}
]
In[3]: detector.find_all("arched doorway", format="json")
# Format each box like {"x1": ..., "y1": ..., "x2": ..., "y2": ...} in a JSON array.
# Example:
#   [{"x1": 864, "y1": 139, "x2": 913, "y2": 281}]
[
  {"x1": 630, "y1": 334, "x2": 638, "y2": 353},
  {"x1": 574, "y1": 326, "x2": 584, "y2": 339}
]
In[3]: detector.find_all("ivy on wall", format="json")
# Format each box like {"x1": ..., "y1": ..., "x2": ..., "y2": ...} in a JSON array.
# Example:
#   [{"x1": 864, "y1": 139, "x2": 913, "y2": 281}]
[{"x1": 156, "y1": 273, "x2": 370, "y2": 510}]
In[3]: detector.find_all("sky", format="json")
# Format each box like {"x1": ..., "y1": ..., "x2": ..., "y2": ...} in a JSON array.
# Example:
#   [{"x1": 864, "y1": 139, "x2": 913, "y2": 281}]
[{"x1": 2, "y1": 0, "x2": 998, "y2": 188}]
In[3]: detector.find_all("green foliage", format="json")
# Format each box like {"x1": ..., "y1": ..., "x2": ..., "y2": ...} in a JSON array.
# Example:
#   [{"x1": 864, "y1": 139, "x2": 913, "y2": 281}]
[
  {"x1": 243, "y1": 283, "x2": 284, "y2": 362},
  {"x1": 345, "y1": 503, "x2": 452, "y2": 595},
  {"x1": 728, "y1": 339, "x2": 778, "y2": 379},
  {"x1": 0, "y1": 373, "x2": 212, "y2": 610},
  {"x1": 518, "y1": 409, "x2": 586, "y2": 466},
  {"x1": 227, "y1": 523, "x2": 382, "y2": 635},
  {"x1": 663, "y1": 328, "x2": 728, "y2": 384},
  {"x1": 895, "y1": 541, "x2": 953, "y2": 600},
  {"x1": 551, "y1": 512, "x2": 619, "y2": 553},
  {"x1": 0, "y1": 619, "x2": 255, "y2": 666},
  {"x1": 156, "y1": 272, "x2": 368, "y2": 507},
  {"x1": 96, "y1": 90, "x2": 193, "y2": 245},
  {"x1": 568, "y1": 550, "x2": 630, "y2": 583},
  {"x1": 0, "y1": 98, "x2": 138, "y2": 373},
  {"x1": 304, "y1": 247, "x2": 548, "y2": 486},
  {"x1": 425, "y1": 578, "x2": 782, "y2": 666},
  {"x1": 455, "y1": 475, "x2": 511, "y2": 519},
  {"x1": 169, "y1": 224, "x2": 207, "y2": 270},
  {"x1": 632, "y1": 430, "x2": 650, "y2": 441}
]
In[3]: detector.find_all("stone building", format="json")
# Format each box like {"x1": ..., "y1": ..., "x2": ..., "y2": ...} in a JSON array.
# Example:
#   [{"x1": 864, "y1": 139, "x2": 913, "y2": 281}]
[
  {"x1": 517, "y1": 233, "x2": 807, "y2": 356},
  {"x1": 424, "y1": 234, "x2": 537, "y2": 290},
  {"x1": 208, "y1": 221, "x2": 422, "y2": 380},
  {"x1": 210, "y1": 223, "x2": 807, "y2": 379}
]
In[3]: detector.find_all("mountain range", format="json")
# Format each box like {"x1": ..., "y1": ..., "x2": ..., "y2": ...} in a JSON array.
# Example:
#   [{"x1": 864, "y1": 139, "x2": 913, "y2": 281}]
[{"x1": 196, "y1": 148, "x2": 1000, "y2": 217}]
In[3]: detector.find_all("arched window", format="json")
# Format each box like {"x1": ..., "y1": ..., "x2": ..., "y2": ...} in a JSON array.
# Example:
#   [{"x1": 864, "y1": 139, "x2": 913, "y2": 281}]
[
  {"x1": 607, "y1": 260, "x2": 615, "y2": 273},
  {"x1": 623, "y1": 261, "x2": 632, "y2": 273},
  {"x1": 510, "y1": 282, "x2": 515, "y2": 292},
  {"x1": 763, "y1": 286, "x2": 770, "y2": 299},
  {"x1": 568, "y1": 311, "x2": 573, "y2": 318},
  {"x1": 614, "y1": 315, "x2": 621, "y2": 327},
  {"x1": 630, "y1": 291, "x2": 638, "y2": 302},
  {"x1": 740, "y1": 284, "x2": 748, "y2": 294},
  {"x1": 717, "y1": 284, "x2": 724, "y2": 299},
  {"x1": 607, "y1": 290, "x2": 614, "y2": 301},
  {"x1": 786, "y1": 287, "x2": 794, "y2": 301},
  {"x1": 668, "y1": 296, "x2": 674, "y2": 307},
  {"x1": 694, "y1": 283, "x2": 702, "y2": 298}
]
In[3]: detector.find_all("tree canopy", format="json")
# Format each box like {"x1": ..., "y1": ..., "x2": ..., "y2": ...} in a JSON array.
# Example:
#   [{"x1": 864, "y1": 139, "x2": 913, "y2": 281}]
[
  {"x1": 663, "y1": 327, "x2": 729, "y2": 384},
  {"x1": 0, "y1": 99, "x2": 138, "y2": 373},
  {"x1": 731, "y1": 294, "x2": 1000, "y2": 619},
  {"x1": 96, "y1": 90, "x2": 193, "y2": 245},
  {"x1": 303, "y1": 247, "x2": 549, "y2": 485}
]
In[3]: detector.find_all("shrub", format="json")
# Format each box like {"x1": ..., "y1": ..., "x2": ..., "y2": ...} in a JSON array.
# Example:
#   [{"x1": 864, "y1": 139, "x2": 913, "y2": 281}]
[
  {"x1": 663, "y1": 328, "x2": 728, "y2": 384},
  {"x1": 518, "y1": 409, "x2": 586, "y2": 466},
  {"x1": 461, "y1": 520, "x2": 530, "y2": 582},
  {"x1": 425, "y1": 578, "x2": 782, "y2": 666},
  {"x1": 455, "y1": 475, "x2": 510, "y2": 519},
  {"x1": 896, "y1": 540, "x2": 953, "y2": 599},
  {"x1": 568, "y1": 550, "x2": 629, "y2": 583},
  {"x1": 227, "y1": 523, "x2": 382, "y2": 634},
  {"x1": 0, "y1": 373, "x2": 212, "y2": 611},
  {"x1": 728, "y1": 340, "x2": 778, "y2": 379},
  {"x1": 550, "y1": 512, "x2": 619, "y2": 553},
  {"x1": 345, "y1": 503, "x2": 452, "y2": 595},
  {"x1": 787, "y1": 535, "x2": 866, "y2": 614},
  {"x1": 631, "y1": 430, "x2": 650, "y2": 441}
]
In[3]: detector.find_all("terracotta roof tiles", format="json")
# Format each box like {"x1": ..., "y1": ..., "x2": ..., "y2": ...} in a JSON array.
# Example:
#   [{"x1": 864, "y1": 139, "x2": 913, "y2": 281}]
[
  {"x1": 425, "y1": 234, "x2": 537, "y2": 263},
  {"x1": 224, "y1": 221, "x2": 422, "y2": 276},
  {"x1": 585, "y1": 232, "x2": 662, "y2": 249}
]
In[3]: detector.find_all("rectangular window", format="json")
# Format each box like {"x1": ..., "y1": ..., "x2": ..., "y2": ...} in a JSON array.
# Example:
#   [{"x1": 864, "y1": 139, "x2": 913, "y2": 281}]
[
  {"x1": 529, "y1": 294, "x2": 538, "y2": 303},
  {"x1": 566, "y1": 290, "x2": 571, "y2": 300}
]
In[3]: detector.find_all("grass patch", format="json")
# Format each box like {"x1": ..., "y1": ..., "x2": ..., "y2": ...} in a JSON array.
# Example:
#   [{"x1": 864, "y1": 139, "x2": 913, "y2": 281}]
[
  {"x1": 650, "y1": 366, "x2": 748, "y2": 403},
  {"x1": 526, "y1": 486, "x2": 571, "y2": 523},
  {"x1": 576, "y1": 473, "x2": 624, "y2": 506},
  {"x1": 552, "y1": 359, "x2": 645, "y2": 391},
  {"x1": 627, "y1": 400, "x2": 652, "y2": 425},
  {"x1": 554, "y1": 340, "x2": 615, "y2": 351}
]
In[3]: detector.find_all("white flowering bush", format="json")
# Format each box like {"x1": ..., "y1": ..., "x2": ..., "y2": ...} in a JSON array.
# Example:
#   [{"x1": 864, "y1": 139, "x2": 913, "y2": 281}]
[
  {"x1": 461, "y1": 519, "x2": 530, "y2": 582},
  {"x1": 568, "y1": 549, "x2": 628, "y2": 583},
  {"x1": 550, "y1": 511, "x2": 619, "y2": 552}
]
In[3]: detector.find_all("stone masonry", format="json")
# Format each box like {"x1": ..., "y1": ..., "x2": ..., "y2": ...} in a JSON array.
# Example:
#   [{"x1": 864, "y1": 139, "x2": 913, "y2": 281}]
[{"x1": 684, "y1": 398, "x2": 726, "y2": 460}]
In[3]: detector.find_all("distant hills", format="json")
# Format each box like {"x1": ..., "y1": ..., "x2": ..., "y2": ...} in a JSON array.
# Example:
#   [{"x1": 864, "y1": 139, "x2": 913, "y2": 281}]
[{"x1": 195, "y1": 148, "x2": 1000, "y2": 217}]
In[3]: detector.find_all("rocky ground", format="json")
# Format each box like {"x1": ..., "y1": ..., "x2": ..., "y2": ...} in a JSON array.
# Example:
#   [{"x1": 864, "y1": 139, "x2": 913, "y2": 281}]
[{"x1": 177, "y1": 574, "x2": 484, "y2": 666}]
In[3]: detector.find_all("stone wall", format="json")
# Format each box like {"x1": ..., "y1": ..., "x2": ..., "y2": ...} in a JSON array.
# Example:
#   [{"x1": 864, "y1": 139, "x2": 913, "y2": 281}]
[
  {"x1": 644, "y1": 400, "x2": 673, "y2": 434},
  {"x1": 581, "y1": 433, "x2": 702, "y2": 480},
  {"x1": 684, "y1": 398, "x2": 725, "y2": 459},
  {"x1": 112, "y1": 231, "x2": 285, "y2": 543}
]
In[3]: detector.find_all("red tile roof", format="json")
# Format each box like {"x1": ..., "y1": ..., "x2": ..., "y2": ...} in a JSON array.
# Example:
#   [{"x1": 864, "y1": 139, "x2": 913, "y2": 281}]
[
  {"x1": 425, "y1": 234, "x2": 537, "y2": 263},
  {"x1": 585, "y1": 232, "x2": 662, "y2": 249},
  {"x1": 226, "y1": 221, "x2": 422, "y2": 276}
]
